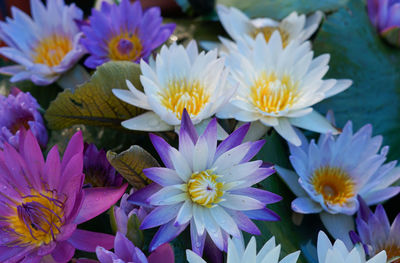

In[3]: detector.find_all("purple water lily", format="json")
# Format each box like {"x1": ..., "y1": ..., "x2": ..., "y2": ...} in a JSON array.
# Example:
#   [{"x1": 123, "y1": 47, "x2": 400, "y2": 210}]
[
  {"x1": 129, "y1": 109, "x2": 281, "y2": 256},
  {"x1": 0, "y1": 130, "x2": 128, "y2": 262},
  {"x1": 0, "y1": 88, "x2": 47, "y2": 149},
  {"x1": 80, "y1": 0, "x2": 175, "y2": 68},
  {"x1": 350, "y1": 196, "x2": 400, "y2": 262},
  {"x1": 368, "y1": 0, "x2": 400, "y2": 46},
  {"x1": 83, "y1": 143, "x2": 123, "y2": 188}
]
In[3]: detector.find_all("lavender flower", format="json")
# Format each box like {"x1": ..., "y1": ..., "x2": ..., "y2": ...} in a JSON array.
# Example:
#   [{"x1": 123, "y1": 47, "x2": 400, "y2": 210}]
[
  {"x1": 0, "y1": 88, "x2": 47, "y2": 149},
  {"x1": 350, "y1": 196, "x2": 400, "y2": 262},
  {"x1": 367, "y1": 0, "x2": 400, "y2": 46},
  {"x1": 0, "y1": 130, "x2": 128, "y2": 262},
  {"x1": 80, "y1": 0, "x2": 175, "y2": 68},
  {"x1": 83, "y1": 143, "x2": 123, "y2": 187},
  {"x1": 95, "y1": 232, "x2": 175, "y2": 263},
  {"x1": 129, "y1": 109, "x2": 281, "y2": 255},
  {"x1": 0, "y1": 0, "x2": 86, "y2": 85}
]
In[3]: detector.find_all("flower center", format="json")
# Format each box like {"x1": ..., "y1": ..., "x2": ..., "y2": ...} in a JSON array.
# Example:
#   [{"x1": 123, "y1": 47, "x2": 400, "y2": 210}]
[
  {"x1": 108, "y1": 32, "x2": 142, "y2": 61},
  {"x1": 5, "y1": 190, "x2": 65, "y2": 247},
  {"x1": 33, "y1": 34, "x2": 73, "y2": 67},
  {"x1": 187, "y1": 170, "x2": 223, "y2": 207},
  {"x1": 251, "y1": 26, "x2": 290, "y2": 47},
  {"x1": 250, "y1": 72, "x2": 299, "y2": 114},
  {"x1": 311, "y1": 167, "x2": 355, "y2": 206},
  {"x1": 158, "y1": 79, "x2": 210, "y2": 119},
  {"x1": 9, "y1": 115, "x2": 34, "y2": 134}
]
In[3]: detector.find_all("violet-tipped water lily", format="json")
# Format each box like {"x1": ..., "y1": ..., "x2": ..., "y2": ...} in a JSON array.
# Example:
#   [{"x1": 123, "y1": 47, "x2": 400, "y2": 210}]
[
  {"x1": 0, "y1": 130, "x2": 127, "y2": 262},
  {"x1": 277, "y1": 114, "x2": 400, "y2": 245},
  {"x1": 80, "y1": 0, "x2": 175, "y2": 68},
  {"x1": 187, "y1": 235, "x2": 300, "y2": 263},
  {"x1": 0, "y1": 0, "x2": 86, "y2": 85},
  {"x1": 0, "y1": 88, "x2": 47, "y2": 149},
  {"x1": 317, "y1": 231, "x2": 387, "y2": 263},
  {"x1": 95, "y1": 232, "x2": 175, "y2": 263},
  {"x1": 367, "y1": 0, "x2": 400, "y2": 47},
  {"x1": 217, "y1": 32, "x2": 352, "y2": 146},
  {"x1": 217, "y1": 4, "x2": 323, "y2": 49},
  {"x1": 112, "y1": 41, "x2": 235, "y2": 138},
  {"x1": 350, "y1": 197, "x2": 400, "y2": 263},
  {"x1": 128, "y1": 109, "x2": 281, "y2": 255}
]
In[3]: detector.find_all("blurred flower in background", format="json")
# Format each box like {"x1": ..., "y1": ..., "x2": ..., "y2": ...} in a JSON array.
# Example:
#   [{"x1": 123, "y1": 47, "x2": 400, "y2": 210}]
[
  {"x1": 80, "y1": 0, "x2": 175, "y2": 68},
  {"x1": 83, "y1": 143, "x2": 123, "y2": 187},
  {"x1": 0, "y1": 87, "x2": 47, "y2": 148},
  {"x1": 367, "y1": 0, "x2": 400, "y2": 47},
  {"x1": 0, "y1": 0, "x2": 86, "y2": 85}
]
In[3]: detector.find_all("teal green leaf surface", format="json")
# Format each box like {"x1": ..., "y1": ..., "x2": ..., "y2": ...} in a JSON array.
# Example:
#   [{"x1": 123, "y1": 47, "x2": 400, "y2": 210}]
[{"x1": 314, "y1": 0, "x2": 400, "y2": 161}]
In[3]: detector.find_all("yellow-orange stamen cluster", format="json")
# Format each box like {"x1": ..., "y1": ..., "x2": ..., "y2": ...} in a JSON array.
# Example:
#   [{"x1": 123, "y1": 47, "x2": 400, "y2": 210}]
[
  {"x1": 108, "y1": 32, "x2": 142, "y2": 61},
  {"x1": 33, "y1": 35, "x2": 73, "y2": 67},
  {"x1": 188, "y1": 170, "x2": 223, "y2": 207},
  {"x1": 311, "y1": 166, "x2": 355, "y2": 206},
  {"x1": 159, "y1": 79, "x2": 210, "y2": 119},
  {"x1": 250, "y1": 72, "x2": 299, "y2": 114}
]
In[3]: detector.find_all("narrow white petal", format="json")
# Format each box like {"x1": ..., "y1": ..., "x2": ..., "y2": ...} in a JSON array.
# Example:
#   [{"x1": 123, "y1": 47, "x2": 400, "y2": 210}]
[{"x1": 122, "y1": 112, "x2": 173, "y2": 132}]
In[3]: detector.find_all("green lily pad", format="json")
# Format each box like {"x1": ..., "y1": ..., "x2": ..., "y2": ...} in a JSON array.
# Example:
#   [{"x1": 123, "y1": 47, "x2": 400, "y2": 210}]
[{"x1": 313, "y1": 0, "x2": 400, "y2": 161}]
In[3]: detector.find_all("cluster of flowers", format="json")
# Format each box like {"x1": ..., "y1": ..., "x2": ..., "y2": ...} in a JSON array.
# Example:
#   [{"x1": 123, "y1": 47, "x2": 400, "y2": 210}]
[{"x1": 0, "y1": 0, "x2": 399, "y2": 262}]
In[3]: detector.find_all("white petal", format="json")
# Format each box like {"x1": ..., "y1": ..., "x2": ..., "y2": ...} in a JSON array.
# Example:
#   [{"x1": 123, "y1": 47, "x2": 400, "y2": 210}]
[
  {"x1": 170, "y1": 147, "x2": 193, "y2": 182},
  {"x1": 289, "y1": 110, "x2": 338, "y2": 134},
  {"x1": 275, "y1": 166, "x2": 307, "y2": 197},
  {"x1": 274, "y1": 118, "x2": 301, "y2": 146},
  {"x1": 219, "y1": 194, "x2": 265, "y2": 211},
  {"x1": 292, "y1": 197, "x2": 322, "y2": 214},
  {"x1": 175, "y1": 200, "x2": 193, "y2": 226},
  {"x1": 186, "y1": 250, "x2": 207, "y2": 263},
  {"x1": 121, "y1": 112, "x2": 173, "y2": 132},
  {"x1": 317, "y1": 231, "x2": 333, "y2": 263}
]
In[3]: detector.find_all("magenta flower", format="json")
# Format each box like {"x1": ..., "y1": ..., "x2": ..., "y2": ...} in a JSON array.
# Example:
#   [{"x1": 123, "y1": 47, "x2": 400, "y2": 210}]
[
  {"x1": 129, "y1": 109, "x2": 281, "y2": 255},
  {"x1": 350, "y1": 196, "x2": 400, "y2": 262},
  {"x1": 0, "y1": 88, "x2": 47, "y2": 149},
  {"x1": 83, "y1": 143, "x2": 123, "y2": 188},
  {"x1": 80, "y1": 0, "x2": 175, "y2": 68},
  {"x1": 95, "y1": 232, "x2": 175, "y2": 263},
  {"x1": 368, "y1": 0, "x2": 400, "y2": 46},
  {"x1": 0, "y1": 130, "x2": 128, "y2": 262}
]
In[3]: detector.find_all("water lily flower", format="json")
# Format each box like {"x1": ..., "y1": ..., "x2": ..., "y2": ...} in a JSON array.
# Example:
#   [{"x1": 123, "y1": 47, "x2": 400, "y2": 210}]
[
  {"x1": 112, "y1": 41, "x2": 235, "y2": 138},
  {"x1": 187, "y1": 235, "x2": 300, "y2": 263},
  {"x1": 83, "y1": 143, "x2": 123, "y2": 187},
  {"x1": 216, "y1": 5, "x2": 322, "y2": 50},
  {"x1": 0, "y1": 0, "x2": 86, "y2": 85},
  {"x1": 217, "y1": 33, "x2": 352, "y2": 146},
  {"x1": 317, "y1": 231, "x2": 387, "y2": 263},
  {"x1": 95, "y1": 232, "x2": 174, "y2": 263},
  {"x1": 350, "y1": 197, "x2": 400, "y2": 263},
  {"x1": 276, "y1": 114, "x2": 400, "y2": 245},
  {"x1": 367, "y1": 0, "x2": 400, "y2": 47},
  {"x1": 0, "y1": 130, "x2": 128, "y2": 262},
  {"x1": 0, "y1": 88, "x2": 47, "y2": 149},
  {"x1": 80, "y1": 0, "x2": 175, "y2": 68},
  {"x1": 129, "y1": 109, "x2": 281, "y2": 255}
]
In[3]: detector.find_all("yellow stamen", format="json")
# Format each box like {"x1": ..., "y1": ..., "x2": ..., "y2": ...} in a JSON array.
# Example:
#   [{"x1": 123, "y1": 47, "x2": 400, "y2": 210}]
[
  {"x1": 33, "y1": 35, "x2": 73, "y2": 67},
  {"x1": 250, "y1": 72, "x2": 299, "y2": 114},
  {"x1": 108, "y1": 32, "x2": 142, "y2": 61},
  {"x1": 159, "y1": 79, "x2": 210, "y2": 119},
  {"x1": 6, "y1": 190, "x2": 65, "y2": 247},
  {"x1": 377, "y1": 244, "x2": 400, "y2": 263},
  {"x1": 188, "y1": 170, "x2": 223, "y2": 208},
  {"x1": 251, "y1": 26, "x2": 290, "y2": 47},
  {"x1": 311, "y1": 167, "x2": 355, "y2": 206}
]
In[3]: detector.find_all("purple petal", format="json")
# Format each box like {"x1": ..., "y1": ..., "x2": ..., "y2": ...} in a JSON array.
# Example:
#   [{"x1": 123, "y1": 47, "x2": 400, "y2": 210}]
[
  {"x1": 230, "y1": 188, "x2": 282, "y2": 205},
  {"x1": 241, "y1": 140, "x2": 265, "y2": 163},
  {"x1": 140, "y1": 204, "x2": 181, "y2": 229},
  {"x1": 228, "y1": 210, "x2": 261, "y2": 235},
  {"x1": 292, "y1": 197, "x2": 323, "y2": 214},
  {"x1": 180, "y1": 109, "x2": 199, "y2": 144},
  {"x1": 128, "y1": 183, "x2": 162, "y2": 207},
  {"x1": 51, "y1": 241, "x2": 76, "y2": 262},
  {"x1": 243, "y1": 208, "x2": 280, "y2": 221},
  {"x1": 74, "y1": 184, "x2": 128, "y2": 224},
  {"x1": 149, "y1": 134, "x2": 174, "y2": 169},
  {"x1": 148, "y1": 243, "x2": 175, "y2": 263},
  {"x1": 68, "y1": 229, "x2": 115, "y2": 252},
  {"x1": 20, "y1": 130, "x2": 45, "y2": 188},
  {"x1": 215, "y1": 123, "x2": 250, "y2": 160},
  {"x1": 143, "y1": 167, "x2": 183, "y2": 186},
  {"x1": 149, "y1": 219, "x2": 189, "y2": 252},
  {"x1": 190, "y1": 220, "x2": 206, "y2": 255},
  {"x1": 61, "y1": 131, "x2": 84, "y2": 171},
  {"x1": 43, "y1": 145, "x2": 61, "y2": 190},
  {"x1": 114, "y1": 232, "x2": 135, "y2": 262}
]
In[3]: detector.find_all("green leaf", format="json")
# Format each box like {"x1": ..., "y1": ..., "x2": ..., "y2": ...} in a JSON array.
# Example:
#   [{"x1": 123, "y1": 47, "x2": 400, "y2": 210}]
[
  {"x1": 126, "y1": 214, "x2": 145, "y2": 249},
  {"x1": 216, "y1": 0, "x2": 348, "y2": 19},
  {"x1": 45, "y1": 61, "x2": 145, "y2": 130},
  {"x1": 313, "y1": 0, "x2": 400, "y2": 161},
  {"x1": 106, "y1": 145, "x2": 159, "y2": 189}
]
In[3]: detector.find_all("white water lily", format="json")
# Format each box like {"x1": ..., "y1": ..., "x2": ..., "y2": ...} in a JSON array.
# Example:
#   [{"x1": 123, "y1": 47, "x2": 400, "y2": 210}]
[
  {"x1": 187, "y1": 235, "x2": 300, "y2": 263},
  {"x1": 112, "y1": 40, "x2": 234, "y2": 138},
  {"x1": 217, "y1": 32, "x2": 352, "y2": 146},
  {"x1": 317, "y1": 231, "x2": 387, "y2": 263},
  {"x1": 216, "y1": 5, "x2": 322, "y2": 51}
]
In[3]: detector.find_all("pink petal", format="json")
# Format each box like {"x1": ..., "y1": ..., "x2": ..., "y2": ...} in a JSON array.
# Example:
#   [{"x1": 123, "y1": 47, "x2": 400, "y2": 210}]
[
  {"x1": 51, "y1": 241, "x2": 75, "y2": 262},
  {"x1": 61, "y1": 131, "x2": 84, "y2": 171},
  {"x1": 68, "y1": 229, "x2": 115, "y2": 252},
  {"x1": 148, "y1": 243, "x2": 175, "y2": 263},
  {"x1": 74, "y1": 184, "x2": 128, "y2": 224}
]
